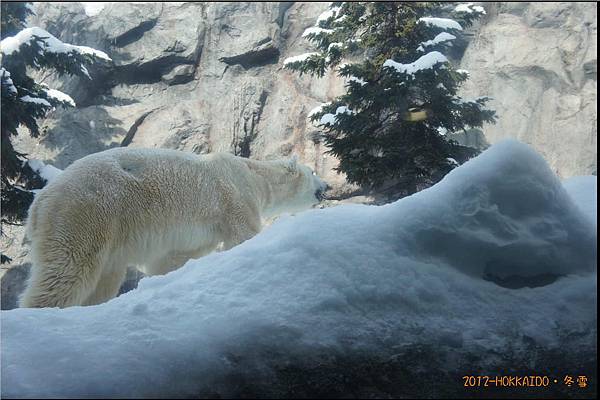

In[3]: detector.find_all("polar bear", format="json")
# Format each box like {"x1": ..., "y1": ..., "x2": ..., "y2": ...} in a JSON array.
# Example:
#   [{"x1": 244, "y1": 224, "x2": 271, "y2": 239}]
[{"x1": 20, "y1": 148, "x2": 329, "y2": 308}]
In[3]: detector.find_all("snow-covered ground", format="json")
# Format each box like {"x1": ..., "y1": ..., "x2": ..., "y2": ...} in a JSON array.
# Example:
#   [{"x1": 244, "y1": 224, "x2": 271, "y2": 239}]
[
  {"x1": 563, "y1": 175, "x2": 597, "y2": 223},
  {"x1": 1, "y1": 140, "x2": 596, "y2": 398}
]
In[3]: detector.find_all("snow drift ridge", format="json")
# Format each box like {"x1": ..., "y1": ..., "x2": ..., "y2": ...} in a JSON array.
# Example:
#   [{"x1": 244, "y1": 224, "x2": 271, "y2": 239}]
[{"x1": 1, "y1": 139, "x2": 596, "y2": 398}]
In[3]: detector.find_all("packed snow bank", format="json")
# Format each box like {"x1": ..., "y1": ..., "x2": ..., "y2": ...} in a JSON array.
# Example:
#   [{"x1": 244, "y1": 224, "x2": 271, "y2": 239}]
[
  {"x1": 1, "y1": 140, "x2": 596, "y2": 398},
  {"x1": 563, "y1": 175, "x2": 597, "y2": 223}
]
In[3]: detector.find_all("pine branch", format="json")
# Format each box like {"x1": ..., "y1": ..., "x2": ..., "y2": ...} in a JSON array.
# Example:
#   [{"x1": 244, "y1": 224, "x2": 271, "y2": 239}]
[{"x1": 284, "y1": 2, "x2": 496, "y2": 198}]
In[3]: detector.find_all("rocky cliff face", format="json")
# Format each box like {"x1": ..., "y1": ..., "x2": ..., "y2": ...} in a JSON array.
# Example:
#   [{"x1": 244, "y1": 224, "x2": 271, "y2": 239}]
[
  {"x1": 14, "y1": 1, "x2": 351, "y2": 195},
  {"x1": 460, "y1": 2, "x2": 597, "y2": 177},
  {"x1": 2, "y1": 1, "x2": 597, "y2": 299},
  {"x1": 13, "y1": 1, "x2": 597, "y2": 187}
]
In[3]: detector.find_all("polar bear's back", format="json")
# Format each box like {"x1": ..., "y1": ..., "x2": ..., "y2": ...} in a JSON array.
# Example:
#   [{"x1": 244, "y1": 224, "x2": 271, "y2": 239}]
[{"x1": 26, "y1": 148, "x2": 243, "y2": 248}]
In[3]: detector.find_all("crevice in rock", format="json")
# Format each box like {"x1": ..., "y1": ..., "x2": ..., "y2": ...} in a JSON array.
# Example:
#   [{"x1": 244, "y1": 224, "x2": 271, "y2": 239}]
[
  {"x1": 232, "y1": 90, "x2": 269, "y2": 158},
  {"x1": 498, "y1": 66, "x2": 567, "y2": 92},
  {"x1": 220, "y1": 65, "x2": 229, "y2": 80},
  {"x1": 112, "y1": 56, "x2": 195, "y2": 85},
  {"x1": 219, "y1": 45, "x2": 280, "y2": 70},
  {"x1": 188, "y1": 28, "x2": 205, "y2": 80},
  {"x1": 276, "y1": 2, "x2": 294, "y2": 28},
  {"x1": 112, "y1": 19, "x2": 158, "y2": 48},
  {"x1": 110, "y1": 3, "x2": 163, "y2": 48},
  {"x1": 162, "y1": 64, "x2": 196, "y2": 86},
  {"x1": 121, "y1": 109, "x2": 155, "y2": 147}
]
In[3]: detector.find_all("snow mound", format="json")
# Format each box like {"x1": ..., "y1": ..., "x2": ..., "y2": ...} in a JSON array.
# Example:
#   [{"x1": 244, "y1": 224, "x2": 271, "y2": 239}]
[
  {"x1": 1, "y1": 140, "x2": 596, "y2": 398},
  {"x1": 307, "y1": 102, "x2": 331, "y2": 120}
]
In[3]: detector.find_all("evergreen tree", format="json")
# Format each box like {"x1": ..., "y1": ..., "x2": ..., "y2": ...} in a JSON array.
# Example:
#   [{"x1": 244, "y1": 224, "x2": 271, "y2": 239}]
[
  {"x1": 284, "y1": 2, "x2": 496, "y2": 196},
  {"x1": 1, "y1": 2, "x2": 111, "y2": 249}
]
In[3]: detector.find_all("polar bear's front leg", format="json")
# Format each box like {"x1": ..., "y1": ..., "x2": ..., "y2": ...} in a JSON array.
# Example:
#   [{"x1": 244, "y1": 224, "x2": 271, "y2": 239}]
[
  {"x1": 147, "y1": 252, "x2": 196, "y2": 276},
  {"x1": 145, "y1": 243, "x2": 218, "y2": 276},
  {"x1": 82, "y1": 263, "x2": 127, "y2": 306},
  {"x1": 221, "y1": 204, "x2": 262, "y2": 251}
]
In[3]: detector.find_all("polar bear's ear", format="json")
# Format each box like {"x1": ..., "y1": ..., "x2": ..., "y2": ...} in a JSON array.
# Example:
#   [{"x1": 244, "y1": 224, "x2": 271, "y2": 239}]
[{"x1": 286, "y1": 154, "x2": 299, "y2": 173}]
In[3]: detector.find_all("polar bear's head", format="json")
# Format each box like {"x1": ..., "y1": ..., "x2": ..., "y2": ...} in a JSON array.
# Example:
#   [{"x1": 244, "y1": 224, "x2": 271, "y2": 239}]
[{"x1": 255, "y1": 155, "x2": 330, "y2": 217}]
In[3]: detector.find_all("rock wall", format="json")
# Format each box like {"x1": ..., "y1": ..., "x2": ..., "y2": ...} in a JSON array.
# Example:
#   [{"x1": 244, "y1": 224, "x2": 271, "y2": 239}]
[
  {"x1": 460, "y1": 2, "x2": 597, "y2": 177},
  {"x1": 13, "y1": 1, "x2": 597, "y2": 186},
  {"x1": 14, "y1": 1, "x2": 352, "y2": 195}
]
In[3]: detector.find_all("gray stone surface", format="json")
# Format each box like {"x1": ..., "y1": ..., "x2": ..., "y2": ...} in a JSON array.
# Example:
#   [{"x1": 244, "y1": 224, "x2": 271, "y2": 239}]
[
  {"x1": 460, "y1": 2, "x2": 597, "y2": 178},
  {"x1": 1, "y1": 263, "x2": 29, "y2": 310},
  {"x1": 16, "y1": 1, "x2": 351, "y2": 194},
  {"x1": 14, "y1": 1, "x2": 594, "y2": 185}
]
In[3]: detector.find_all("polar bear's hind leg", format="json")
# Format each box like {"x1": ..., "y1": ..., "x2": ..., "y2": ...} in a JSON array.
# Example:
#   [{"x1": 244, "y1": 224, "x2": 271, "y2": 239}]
[{"x1": 19, "y1": 252, "x2": 104, "y2": 308}]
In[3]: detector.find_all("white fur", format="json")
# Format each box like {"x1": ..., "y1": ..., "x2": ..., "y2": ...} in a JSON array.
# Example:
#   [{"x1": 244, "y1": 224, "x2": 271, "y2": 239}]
[{"x1": 20, "y1": 148, "x2": 328, "y2": 308}]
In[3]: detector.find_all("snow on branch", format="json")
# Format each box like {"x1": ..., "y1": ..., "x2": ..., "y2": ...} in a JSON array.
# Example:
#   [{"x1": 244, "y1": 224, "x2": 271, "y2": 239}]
[
  {"x1": 327, "y1": 42, "x2": 343, "y2": 52},
  {"x1": 417, "y1": 32, "x2": 456, "y2": 52},
  {"x1": 1, "y1": 68, "x2": 18, "y2": 95},
  {"x1": 283, "y1": 52, "x2": 320, "y2": 67},
  {"x1": 382, "y1": 51, "x2": 449, "y2": 75},
  {"x1": 452, "y1": 95, "x2": 490, "y2": 106},
  {"x1": 454, "y1": 3, "x2": 486, "y2": 15},
  {"x1": 20, "y1": 95, "x2": 51, "y2": 107},
  {"x1": 308, "y1": 102, "x2": 331, "y2": 119},
  {"x1": 44, "y1": 88, "x2": 76, "y2": 107},
  {"x1": 347, "y1": 76, "x2": 367, "y2": 86},
  {"x1": 316, "y1": 6, "x2": 341, "y2": 25},
  {"x1": 319, "y1": 105, "x2": 354, "y2": 126},
  {"x1": 418, "y1": 17, "x2": 463, "y2": 31},
  {"x1": 302, "y1": 27, "x2": 334, "y2": 38},
  {"x1": 1, "y1": 27, "x2": 111, "y2": 61}
]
